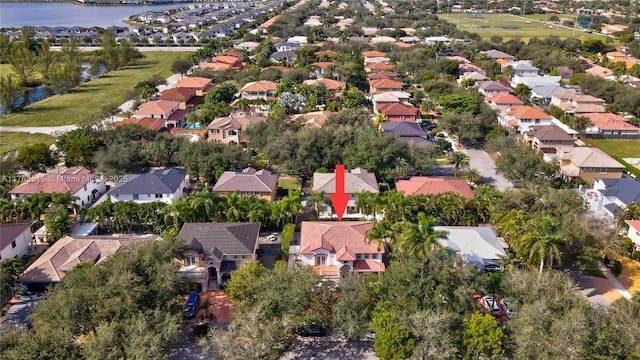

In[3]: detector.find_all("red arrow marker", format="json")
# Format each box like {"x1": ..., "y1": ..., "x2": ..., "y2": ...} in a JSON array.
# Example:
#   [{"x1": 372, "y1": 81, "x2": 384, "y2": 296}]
[{"x1": 329, "y1": 164, "x2": 349, "y2": 221}]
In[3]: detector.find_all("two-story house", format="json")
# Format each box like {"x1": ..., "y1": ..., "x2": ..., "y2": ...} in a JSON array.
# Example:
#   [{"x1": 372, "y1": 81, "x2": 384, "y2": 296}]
[
  {"x1": 175, "y1": 77, "x2": 213, "y2": 96},
  {"x1": 372, "y1": 91, "x2": 412, "y2": 109},
  {"x1": 522, "y1": 125, "x2": 575, "y2": 158},
  {"x1": 476, "y1": 80, "x2": 513, "y2": 96},
  {"x1": 487, "y1": 93, "x2": 524, "y2": 109},
  {"x1": 502, "y1": 61, "x2": 539, "y2": 77},
  {"x1": 310, "y1": 62, "x2": 335, "y2": 79},
  {"x1": 583, "y1": 178, "x2": 640, "y2": 218},
  {"x1": 293, "y1": 221, "x2": 385, "y2": 281},
  {"x1": 177, "y1": 222, "x2": 260, "y2": 291},
  {"x1": 0, "y1": 223, "x2": 32, "y2": 261},
  {"x1": 381, "y1": 122, "x2": 431, "y2": 145},
  {"x1": 239, "y1": 81, "x2": 277, "y2": 100},
  {"x1": 625, "y1": 220, "x2": 640, "y2": 251},
  {"x1": 9, "y1": 167, "x2": 106, "y2": 209},
  {"x1": 369, "y1": 79, "x2": 404, "y2": 95},
  {"x1": 158, "y1": 87, "x2": 197, "y2": 109},
  {"x1": 376, "y1": 103, "x2": 421, "y2": 122},
  {"x1": 550, "y1": 91, "x2": 606, "y2": 115},
  {"x1": 206, "y1": 114, "x2": 267, "y2": 145},
  {"x1": 395, "y1": 176, "x2": 474, "y2": 198},
  {"x1": 213, "y1": 168, "x2": 279, "y2": 201},
  {"x1": 557, "y1": 147, "x2": 624, "y2": 184},
  {"x1": 500, "y1": 106, "x2": 554, "y2": 133},
  {"x1": 302, "y1": 78, "x2": 346, "y2": 96},
  {"x1": 109, "y1": 168, "x2": 190, "y2": 204},
  {"x1": 275, "y1": 41, "x2": 300, "y2": 52},
  {"x1": 133, "y1": 100, "x2": 187, "y2": 128},
  {"x1": 313, "y1": 168, "x2": 379, "y2": 219}
]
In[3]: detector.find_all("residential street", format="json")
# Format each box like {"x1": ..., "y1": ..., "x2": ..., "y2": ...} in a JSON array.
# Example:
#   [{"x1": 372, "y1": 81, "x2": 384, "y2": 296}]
[{"x1": 465, "y1": 148, "x2": 512, "y2": 191}]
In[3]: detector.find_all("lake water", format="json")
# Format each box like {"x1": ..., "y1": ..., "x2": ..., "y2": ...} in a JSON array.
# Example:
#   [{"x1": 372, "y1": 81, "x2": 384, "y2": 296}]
[{"x1": 0, "y1": 2, "x2": 183, "y2": 28}]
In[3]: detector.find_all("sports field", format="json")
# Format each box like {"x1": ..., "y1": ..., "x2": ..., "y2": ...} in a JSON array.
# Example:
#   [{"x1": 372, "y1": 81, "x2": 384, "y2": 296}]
[{"x1": 438, "y1": 13, "x2": 609, "y2": 42}]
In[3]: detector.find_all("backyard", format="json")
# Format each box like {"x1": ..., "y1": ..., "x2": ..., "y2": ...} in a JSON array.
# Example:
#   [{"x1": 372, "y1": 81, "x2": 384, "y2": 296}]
[
  {"x1": 438, "y1": 13, "x2": 609, "y2": 42},
  {"x1": 0, "y1": 51, "x2": 187, "y2": 127},
  {"x1": 589, "y1": 139, "x2": 640, "y2": 158},
  {"x1": 0, "y1": 132, "x2": 54, "y2": 155}
]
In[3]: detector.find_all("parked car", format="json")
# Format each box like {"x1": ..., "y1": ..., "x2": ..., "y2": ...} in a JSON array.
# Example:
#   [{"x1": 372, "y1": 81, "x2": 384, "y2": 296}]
[
  {"x1": 482, "y1": 295, "x2": 501, "y2": 316},
  {"x1": 483, "y1": 263, "x2": 504, "y2": 272},
  {"x1": 184, "y1": 293, "x2": 200, "y2": 319},
  {"x1": 297, "y1": 324, "x2": 326, "y2": 337},
  {"x1": 501, "y1": 299, "x2": 515, "y2": 317}
]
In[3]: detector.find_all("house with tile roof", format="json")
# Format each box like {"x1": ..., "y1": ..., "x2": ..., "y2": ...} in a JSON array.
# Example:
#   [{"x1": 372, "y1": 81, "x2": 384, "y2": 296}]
[
  {"x1": 557, "y1": 147, "x2": 624, "y2": 184},
  {"x1": 207, "y1": 114, "x2": 267, "y2": 145},
  {"x1": 362, "y1": 50, "x2": 387, "y2": 58},
  {"x1": 158, "y1": 87, "x2": 197, "y2": 109},
  {"x1": 522, "y1": 125, "x2": 575, "y2": 158},
  {"x1": 313, "y1": 168, "x2": 379, "y2": 219},
  {"x1": 310, "y1": 61, "x2": 335, "y2": 78},
  {"x1": 510, "y1": 74, "x2": 562, "y2": 89},
  {"x1": 585, "y1": 65, "x2": 614, "y2": 79},
  {"x1": 368, "y1": 71, "x2": 401, "y2": 80},
  {"x1": 235, "y1": 41, "x2": 260, "y2": 51},
  {"x1": 294, "y1": 110, "x2": 334, "y2": 128},
  {"x1": 500, "y1": 106, "x2": 554, "y2": 132},
  {"x1": 372, "y1": 91, "x2": 412, "y2": 108},
  {"x1": 0, "y1": 223, "x2": 32, "y2": 261},
  {"x1": 133, "y1": 100, "x2": 187, "y2": 128},
  {"x1": 177, "y1": 222, "x2": 260, "y2": 290},
  {"x1": 376, "y1": 103, "x2": 420, "y2": 122},
  {"x1": 366, "y1": 62, "x2": 395, "y2": 73},
  {"x1": 213, "y1": 168, "x2": 279, "y2": 201},
  {"x1": 381, "y1": 122, "x2": 430, "y2": 144},
  {"x1": 176, "y1": 77, "x2": 213, "y2": 96},
  {"x1": 530, "y1": 85, "x2": 575, "y2": 105},
  {"x1": 476, "y1": 80, "x2": 513, "y2": 96},
  {"x1": 303, "y1": 78, "x2": 346, "y2": 93},
  {"x1": 315, "y1": 49, "x2": 338, "y2": 58},
  {"x1": 294, "y1": 221, "x2": 385, "y2": 280},
  {"x1": 625, "y1": 220, "x2": 640, "y2": 251},
  {"x1": 109, "y1": 168, "x2": 190, "y2": 204},
  {"x1": 458, "y1": 71, "x2": 488, "y2": 84},
  {"x1": 433, "y1": 226, "x2": 507, "y2": 271},
  {"x1": 487, "y1": 93, "x2": 524, "y2": 108},
  {"x1": 116, "y1": 117, "x2": 168, "y2": 132},
  {"x1": 395, "y1": 176, "x2": 474, "y2": 199},
  {"x1": 550, "y1": 91, "x2": 606, "y2": 115},
  {"x1": 582, "y1": 178, "x2": 640, "y2": 219},
  {"x1": 270, "y1": 50, "x2": 296, "y2": 63},
  {"x1": 480, "y1": 49, "x2": 517, "y2": 61},
  {"x1": 369, "y1": 78, "x2": 404, "y2": 95},
  {"x1": 239, "y1": 80, "x2": 277, "y2": 100},
  {"x1": 9, "y1": 167, "x2": 106, "y2": 209},
  {"x1": 583, "y1": 113, "x2": 640, "y2": 138},
  {"x1": 502, "y1": 61, "x2": 539, "y2": 76},
  {"x1": 19, "y1": 235, "x2": 151, "y2": 290}
]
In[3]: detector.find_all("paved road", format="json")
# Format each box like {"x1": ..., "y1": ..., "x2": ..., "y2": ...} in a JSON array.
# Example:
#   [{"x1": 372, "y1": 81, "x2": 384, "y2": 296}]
[
  {"x1": 0, "y1": 293, "x2": 44, "y2": 329},
  {"x1": 51, "y1": 46, "x2": 202, "y2": 52},
  {"x1": 0, "y1": 125, "x2": 78, "y2": 135},
  {"x1": 466, "y1": 148, "x2": 512, "y2": 191}
]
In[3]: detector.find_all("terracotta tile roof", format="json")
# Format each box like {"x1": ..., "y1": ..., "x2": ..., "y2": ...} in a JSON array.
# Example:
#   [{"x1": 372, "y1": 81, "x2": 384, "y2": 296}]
[
  {"x1": 10, "y1": 167, "x2": 97, "y2": 196},
  {"x1": 312, "y1": 61, "x2": 335, "y2": 69},
  {"x1": 303, "y1": 78, "x2": 346, "y2": 91},
  {"x1": 626, "y1": 220, "x2": 640, "y2": 232},
  {"x1": 508, "y1": 119, "x2": 519, "y2": 126},
  {"x1": 240, "y1": 80, "x2": 277, "y2": 93},
  {"x1": 313, "y1": 265, "x2": 338, "y2": 276},
  {"x1": 261, "y1": 66, "x2": 289, "y2": 73},
  {"x1": 606, "y1": 51, "x2": 627, "y2": 58},
  {"x1": 0, "y1": 223, "x2": 31, "y2": 250},
  {"x1": 582, "y1": 113, "x2": 640, "y2": 132},
  {"x1": 168, "y1": 109, "x2": 188, "y2": 121},
  {"x1": 552, "y1": 91, "x2": 606, "y2": 104},
  {"x1": 395, "y1": 176, "x2": 474, "y2": 198},
  {"x1": 354, "y1": 259, "x2": 386, "y2": 272},
  {"x1": 366, "y1": 62, "x2": 394, "y2": 70},
  {"x1": 376, "y1": 102, "x2": 420, "y2": 116},
  {"x1": 368, "y1": 71, "x2": 400, "y2": 80},
  {"x1": 212, "y1": 55, "x2": 241, "y2": 65},
  {"x1": 300, "y1": 221, "x2": 384, "y2": 255},
  {"x1": 221, "y1": 50, "x2": 244, "y2": 58},
  {"x1": 158, "y1": 87, "x2": 195, "y2": 101},
  {"x1": 206, "y1": 114, "x2": 267, "y2": 130},
  {"x1": 315, "y1": 49, "x2": 338, "y2": 56},
  {"x1": 507, "y1": 106, "x2": 552, "y2": 120},
  {"x1": 559, "y1": 147, "x2": 624, "y2": 169},
  {"x1": 176, "y1": 77, "x2": 212, "y2": 89},
  {"x1": 394, "y1": 42, "x2": 411, "y2": 48},
  {"x1": 20, "y1": 235, "x2": 151, "y2": 284},
  {"x1": 370, "y1": 78, "x2": 404, "y2": 89},
  {"x1": 362, "y1": 50, "x2": 387, "y2": 57},
  {"x1": 488, "y1": 93, "x2": 524, "y2": 106},
  {"x1": 213, "y1": 167, "x2": 278, "y2": 193},
  {"x1": 585, "y1": 65, "x2": 614, "y2": 78},
  {"x1": 294, "y1": 111, "x2": 334, "y2": 128},
  {"x1": 116, "y1": 117, "x2": 165, "y2": 132},
  {"x1": 201, "y1": 62, "x2": 232, "y2": 71},
  {"x1": 135, "y1": 100, "x2": 180, "y2": 116}
]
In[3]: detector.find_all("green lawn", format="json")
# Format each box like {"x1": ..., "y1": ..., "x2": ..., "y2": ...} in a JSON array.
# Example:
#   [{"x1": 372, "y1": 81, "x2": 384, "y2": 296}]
[
  {"x1": 0, "y1": 52, "x2": 187, "y2": 127},
  {"x1": 278, "y1": 177, "x2": 301, "y2": 190},
  {"x1": 439, "y1": 14, "x2": 608, "y2": 42},
  {"x1": 589, "y1": 139, "x2": 640, "y2": 158},
  {"x1": 0, "y1": 132, "x2": 54, "y2": 154}
]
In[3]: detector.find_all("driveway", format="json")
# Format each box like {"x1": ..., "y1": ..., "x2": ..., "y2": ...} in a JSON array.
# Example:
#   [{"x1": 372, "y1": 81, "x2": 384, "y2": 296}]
[
  {"x1": 0, "y1": 293, "x2": 44, "y2": 329},
  {"x1": 282, "y1": 338, "x2": 378, "y2": 360},
  {"x1": 465, "y1": 148, "x2": 511, "y2": 191}
]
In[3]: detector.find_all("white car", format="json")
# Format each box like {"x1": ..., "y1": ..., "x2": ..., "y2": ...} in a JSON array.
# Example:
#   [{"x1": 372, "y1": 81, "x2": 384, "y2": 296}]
[
  {"x1": 501, "y1": 299, "x2": 514, "y2": 317},
  {"x1": 482, "y1": 295, "x2": 501, "y2": 316}
]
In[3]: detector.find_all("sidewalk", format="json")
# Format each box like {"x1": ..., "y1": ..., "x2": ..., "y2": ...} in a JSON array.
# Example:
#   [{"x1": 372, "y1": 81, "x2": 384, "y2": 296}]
[{"x1": 598, "y1": 262, "x2": 632, "y2": 300}]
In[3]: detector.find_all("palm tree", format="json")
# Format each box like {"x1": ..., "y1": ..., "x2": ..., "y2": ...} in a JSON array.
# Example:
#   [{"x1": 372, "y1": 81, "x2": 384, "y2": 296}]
[
  {"x1": 486, "y1": 271, "x2": 506, "y2": 310},
  {"x1": 306, "y1": 191, "x2": 328, "y2": 220},
  {"x1": 398, "y1": 213, "x2": 448, "y2": 259},
  {"x1": 521, "y1": 216, "x2": 565, "y2": 276},
  {"x1": 462, "y1": 168, "x2": 482, "y2": 185},
  {"x1": 448, "y1": 152, "x2": 469, "y2": 178},
  {"x1": 355, "y1": 191, "x2": 383, "y2": 221},
  {"x1": 224, "y1": 192, "x2": 243, "y2": 222},
  {"x1": 393, "y1": 157, "x2": 410, "y2": 179},
  {"x1": 514, "y1": 84, "x2": 532, "y2": 102},
  {"x1": 279, "y1": 189, "x2": 302, "y2": 224}
]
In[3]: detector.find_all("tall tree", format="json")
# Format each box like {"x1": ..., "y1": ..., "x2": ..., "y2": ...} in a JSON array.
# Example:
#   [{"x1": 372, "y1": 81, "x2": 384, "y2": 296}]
[
  {"x1": 462, "y1": 312, "x2": 506, "y2": 360},
  {"x1": 521, "y1": 216, "x2": 565, "y2": 275},
  {"x1": 398, "y1": 213, "x2": 448, "y2": 259},
  {"x1": 449, "y1": 152, "x2": 469, "y2": 178},
  {"x1": 16, "y1": 142, "x2": 57, "y2": 173},
  {"x1": 0, "y1": 74, "x2": 23, "y2": 113},
  {"x1": 8, "y1": 42, "x2": 36, "y2": 85}
]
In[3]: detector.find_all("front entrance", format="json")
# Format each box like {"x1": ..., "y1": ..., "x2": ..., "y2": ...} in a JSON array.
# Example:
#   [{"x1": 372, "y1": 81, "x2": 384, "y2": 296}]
[{"x1": 208, "y1": 267, "x2": 218, "y2": 290}]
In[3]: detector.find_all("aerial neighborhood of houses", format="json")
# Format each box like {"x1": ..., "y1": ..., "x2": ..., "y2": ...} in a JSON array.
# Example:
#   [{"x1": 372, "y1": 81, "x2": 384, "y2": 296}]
[{"x1": 2, "y1": 0, "x2": 640, "y2": 358}]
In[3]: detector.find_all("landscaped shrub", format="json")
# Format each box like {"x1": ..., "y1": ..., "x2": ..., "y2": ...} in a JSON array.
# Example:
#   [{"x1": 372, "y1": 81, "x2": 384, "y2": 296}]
[
  {"x1": 632, "y1": 251, "x2": 640, "y2": 261},
  {"x1": 280, "y1": 223, "x2": 295, "y2": 254},
  {"x1": 612, "y1": 260, "x2": 623, "y2": 277},
  {"x1": 622, "y1": 237, "x2": 634, "y2": 255}
]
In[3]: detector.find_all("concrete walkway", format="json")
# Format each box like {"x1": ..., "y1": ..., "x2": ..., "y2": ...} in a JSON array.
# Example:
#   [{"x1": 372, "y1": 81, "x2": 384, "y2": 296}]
[{"x1": 599, "y1": 262, "x2": 633, "y2": 300}]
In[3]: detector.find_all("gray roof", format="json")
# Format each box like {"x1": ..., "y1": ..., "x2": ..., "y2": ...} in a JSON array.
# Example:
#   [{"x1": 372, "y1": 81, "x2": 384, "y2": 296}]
[
  {"x1": 433, "y1": 226, "x2": 507, "y2": 263},
  {"x1": 525, "y1": 125, "x2": 574, "y2": 141},
  {"x1": 178, "y1": 223, "x2": 260, "y2": 261},
  {"x1": 531, "y1": 85, "x2": 575, "y2": 99},
  {"x1": 109, "y1": 168, "x2": 187, "y2": 196},
  {"x1": 381, "y1": 122, "x2": 429, "y2": 138},
  {"x1": 313, "y1": 168, "x2": 379, "y2": 194},
  {"x1": 512, "y1": 63, "x2": 538, "y2": 71},
  {"x1": 597, "y1": 178, "x2": 640, "y2": 205},
  {"x1": 476, "y1": 81, "x2": 512, "y2": 92},
  {"x1": 213, "y1": 167, "x2": 278, "y2": 193},
  {"x1": 270, "y1": 50, "x2": 296, "y2": 59}
]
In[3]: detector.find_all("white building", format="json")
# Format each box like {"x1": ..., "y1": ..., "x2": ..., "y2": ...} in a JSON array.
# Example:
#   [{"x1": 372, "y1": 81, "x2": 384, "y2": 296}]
[
  {"x1": 109, "y1": 168, "x2": 190, "y2": 204},
  {"x1": 312, "y1": 168, "x2": 379, "y2": 219},
  {"x1": 0, "y1": 223, "x2": 32, "y2": 261}
]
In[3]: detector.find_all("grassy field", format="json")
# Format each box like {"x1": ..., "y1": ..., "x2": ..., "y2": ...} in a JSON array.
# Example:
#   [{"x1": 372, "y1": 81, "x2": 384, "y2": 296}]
[
  {"x1": 0, "y1": 52, "x2": 187, "y2": 127},
  {"x1": 0, "y1": 132, "x2": 54, "y2": 154},
  {"x1": 439, "y1": 13, "x2": 608, "y2": 42},
  {"x1": 589, "y1": 139, "x2": 640, "y2": 158},
  {"x1": 278, "y1": 177, "x2": 301, "y2": 190}
]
